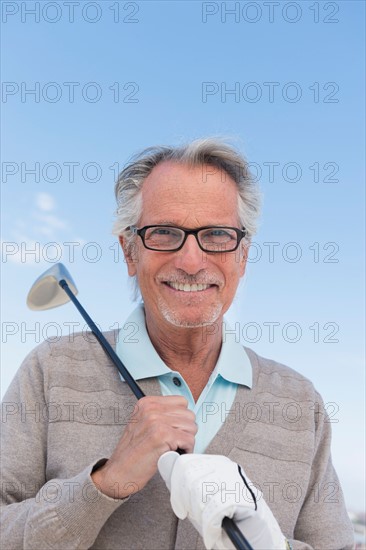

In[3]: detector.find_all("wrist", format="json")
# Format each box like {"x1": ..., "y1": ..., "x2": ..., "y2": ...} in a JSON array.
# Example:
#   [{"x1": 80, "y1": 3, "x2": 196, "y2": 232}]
[
  {"x1": 91, "y1": 460, "x2": 114, "y2": 497},
  {"x1": 91, "y1": 460, "x2": 137, "y2": 500}
]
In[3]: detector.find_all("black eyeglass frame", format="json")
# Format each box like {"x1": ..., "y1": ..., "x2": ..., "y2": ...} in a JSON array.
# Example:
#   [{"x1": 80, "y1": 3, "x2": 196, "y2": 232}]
[{"x1": 126, "y1": 225, "x2": 247, "y2": 253}]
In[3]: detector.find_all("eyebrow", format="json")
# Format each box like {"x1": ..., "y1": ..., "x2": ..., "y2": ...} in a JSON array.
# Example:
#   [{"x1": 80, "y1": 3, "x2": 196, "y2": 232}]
[{"x1": 149, "y1": 221, "x2": 231, "y2": 226}]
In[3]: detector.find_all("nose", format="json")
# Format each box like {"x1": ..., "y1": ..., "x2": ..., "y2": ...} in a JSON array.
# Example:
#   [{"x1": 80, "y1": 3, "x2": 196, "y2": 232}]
[{"x1": 173, "y1": 234, "x2": 206, "y2": 274}]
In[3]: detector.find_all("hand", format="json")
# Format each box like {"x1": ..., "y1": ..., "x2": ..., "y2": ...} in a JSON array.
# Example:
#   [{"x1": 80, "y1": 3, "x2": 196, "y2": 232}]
[
  {"x1": 92, "y1": 396, "x2": 197, "y2": 499},
  {"x1": 158, "y1": 452, "x2": 287, "y2": 550}
]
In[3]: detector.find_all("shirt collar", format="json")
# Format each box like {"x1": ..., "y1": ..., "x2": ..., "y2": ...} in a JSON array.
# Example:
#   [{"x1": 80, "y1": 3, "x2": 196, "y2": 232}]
[{"x1": 116, "y1": 304, "x2": 252, "y2": 388}]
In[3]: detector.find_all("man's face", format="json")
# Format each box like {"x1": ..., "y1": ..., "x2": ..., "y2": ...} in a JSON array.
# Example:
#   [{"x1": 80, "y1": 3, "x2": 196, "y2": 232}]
[{"x1": 121, "y1": 161, "x2": 248, "y2": 328}]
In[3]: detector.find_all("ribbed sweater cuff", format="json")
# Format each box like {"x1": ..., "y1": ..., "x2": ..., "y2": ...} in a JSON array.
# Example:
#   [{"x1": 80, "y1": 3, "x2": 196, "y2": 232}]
[{"x1": 39, "y1": 459, "x2": 128, "y2": 547}]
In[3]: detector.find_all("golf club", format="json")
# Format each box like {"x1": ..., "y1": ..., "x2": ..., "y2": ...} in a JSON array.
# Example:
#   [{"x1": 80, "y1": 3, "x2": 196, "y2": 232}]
[
  {"x1": 27, "y1": 263, "x2": 253, "y2": 550},
  {"x1": 27, "y1": 263, "x2": 144, "y2": 400}
]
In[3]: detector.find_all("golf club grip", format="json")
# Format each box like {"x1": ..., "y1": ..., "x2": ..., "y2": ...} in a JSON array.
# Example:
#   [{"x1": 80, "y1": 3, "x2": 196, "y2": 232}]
[
  {"x1": 222, "y1": 517, "x2": 253, "y2": 550},
  {"x1": 59, "y1": 280, "x2": 252, "y2": 550},
  {"x1": 176, "y1": 447, "x2": 253, "y2": 550},
  {"x1": 58, "y1": 280, "x2": 145, "y2": 400}
]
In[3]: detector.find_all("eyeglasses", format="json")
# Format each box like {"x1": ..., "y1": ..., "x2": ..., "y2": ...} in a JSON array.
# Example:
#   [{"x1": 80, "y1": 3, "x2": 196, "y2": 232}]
[{"x1": 126, "y1": 225, "x2": 246, "y2": 253}]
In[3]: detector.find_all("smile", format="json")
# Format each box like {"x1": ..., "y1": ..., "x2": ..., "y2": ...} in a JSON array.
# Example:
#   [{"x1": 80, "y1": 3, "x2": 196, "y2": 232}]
[{"x1": 164, "y1": 282, "x2": 213, "y2": 292}]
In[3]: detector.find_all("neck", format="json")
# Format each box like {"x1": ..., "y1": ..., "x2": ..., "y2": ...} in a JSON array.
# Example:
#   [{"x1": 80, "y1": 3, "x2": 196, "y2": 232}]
[{"x1": 145, "y1": 311, "x2": 223, "y2": 401}]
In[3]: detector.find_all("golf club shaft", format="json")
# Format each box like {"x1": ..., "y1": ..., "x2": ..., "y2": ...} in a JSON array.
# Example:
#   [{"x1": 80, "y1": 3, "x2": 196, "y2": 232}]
[
  {"x1": 58, "y1": 279, "x2": 253, "y2": 550},
  {"x1": 59, "y1": 280, "x2": 145, "y2": 399}
]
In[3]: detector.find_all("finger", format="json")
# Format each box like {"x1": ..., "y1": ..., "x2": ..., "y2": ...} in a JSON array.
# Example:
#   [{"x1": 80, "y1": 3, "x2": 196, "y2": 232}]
[
  {"x1": 158, "y1": 450, "x2": 180, "y2": 488},
  {"x1": 139, "y1": 395, "x2": 190, "y2": 411},
  {"x1": 162, "y1": 414, "x2": 198, "y2": 434}
]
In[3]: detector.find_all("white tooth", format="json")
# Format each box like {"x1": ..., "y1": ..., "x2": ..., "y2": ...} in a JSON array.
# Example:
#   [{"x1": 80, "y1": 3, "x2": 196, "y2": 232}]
[{"x1": 167, "y1": 282, "x2": 212, "y2": 292}]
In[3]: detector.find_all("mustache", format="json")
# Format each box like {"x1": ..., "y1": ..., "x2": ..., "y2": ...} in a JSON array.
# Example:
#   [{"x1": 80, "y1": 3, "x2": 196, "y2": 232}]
[{"x1": 158, "y1": 271, "x2": 222, "y2": 286}]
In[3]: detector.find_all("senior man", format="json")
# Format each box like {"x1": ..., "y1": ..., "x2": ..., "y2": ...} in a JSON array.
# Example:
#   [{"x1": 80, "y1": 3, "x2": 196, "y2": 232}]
[{"x1": 1, "y1": 139, "x2": 354, "y2": 549}]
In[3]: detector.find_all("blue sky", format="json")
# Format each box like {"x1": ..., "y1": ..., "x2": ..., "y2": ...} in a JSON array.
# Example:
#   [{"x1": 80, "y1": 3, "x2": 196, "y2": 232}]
[{"x1": 1, "y1": 1, "x2": 365, "y2": 512}]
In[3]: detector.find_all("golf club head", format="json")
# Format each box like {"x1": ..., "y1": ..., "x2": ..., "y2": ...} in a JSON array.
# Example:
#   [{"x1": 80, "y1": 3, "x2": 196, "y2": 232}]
[{"x1": 27, "y1": 263, "x2": 78, "y2": 311}]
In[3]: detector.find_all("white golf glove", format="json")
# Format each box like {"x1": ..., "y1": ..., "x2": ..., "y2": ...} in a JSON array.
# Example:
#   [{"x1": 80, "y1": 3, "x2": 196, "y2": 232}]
[{"x1": 158, "y1": 452, "x2": 287, "y2": 550}]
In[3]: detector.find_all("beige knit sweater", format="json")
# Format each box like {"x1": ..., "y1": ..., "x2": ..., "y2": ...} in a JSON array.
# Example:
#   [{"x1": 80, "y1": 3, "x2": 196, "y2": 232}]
[{"x1": 1, "y1": 331, "x2": 354, "y2": 549}]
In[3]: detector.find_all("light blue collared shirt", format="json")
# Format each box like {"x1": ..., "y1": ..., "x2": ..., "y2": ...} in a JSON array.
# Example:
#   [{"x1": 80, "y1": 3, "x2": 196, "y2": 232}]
[{"x1": 116, "y1": 305, "x2": 252, "y2": 453}]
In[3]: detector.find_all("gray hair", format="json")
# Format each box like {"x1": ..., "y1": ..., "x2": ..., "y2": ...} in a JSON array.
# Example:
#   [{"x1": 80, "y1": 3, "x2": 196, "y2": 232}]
[{"x1": 112, "y1": 138, "x2": 261, "y2": 297}]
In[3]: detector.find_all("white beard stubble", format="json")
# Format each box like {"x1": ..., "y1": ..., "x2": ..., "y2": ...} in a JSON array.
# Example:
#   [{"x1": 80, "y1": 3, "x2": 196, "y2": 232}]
[{"x1": 157, "y1": 295, "x2": 223, "y2": 328}]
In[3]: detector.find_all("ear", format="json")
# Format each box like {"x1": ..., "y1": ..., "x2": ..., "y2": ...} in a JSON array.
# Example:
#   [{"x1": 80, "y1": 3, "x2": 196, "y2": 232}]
[
  {"x1": 119, "y1": 235, "x2": 138, "y2": 277},
  {"x1": 238, "y1": 242, "x2": 249, "y2": 278}
]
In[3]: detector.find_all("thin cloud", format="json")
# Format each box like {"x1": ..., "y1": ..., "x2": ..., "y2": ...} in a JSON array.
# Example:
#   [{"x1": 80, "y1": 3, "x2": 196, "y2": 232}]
[
  {"x1": 2, "y1": 194, "x2": 85, "y2": 266},
  {"x1": 36, "y1": 192, "x2": 55, "y2": 212},
  {"x1": 35, "y1": 213, "x2": 68, "y2": 231},
  {"x1": 0, "y1": 238, "x2": 39, "y2": 265}
]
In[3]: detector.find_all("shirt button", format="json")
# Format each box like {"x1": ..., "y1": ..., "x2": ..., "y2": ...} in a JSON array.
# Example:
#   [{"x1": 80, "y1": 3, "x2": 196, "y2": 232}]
[{"x1": 173, "y1": 377, "x2": 182, "y2": 387}]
